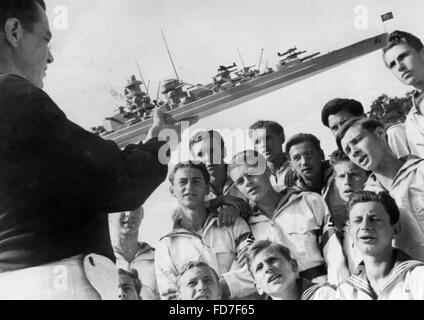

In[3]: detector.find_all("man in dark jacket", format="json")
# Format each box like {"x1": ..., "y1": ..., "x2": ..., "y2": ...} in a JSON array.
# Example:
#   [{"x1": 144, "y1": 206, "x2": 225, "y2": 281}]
[{"x1": 0, "y1": 0, "x2": 175, "y2": 299}]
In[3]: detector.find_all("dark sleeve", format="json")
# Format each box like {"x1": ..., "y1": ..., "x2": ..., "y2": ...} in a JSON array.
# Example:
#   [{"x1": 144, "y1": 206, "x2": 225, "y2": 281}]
[{"x1": 0, "y1": 79, "x2": 168, "y2": 214}]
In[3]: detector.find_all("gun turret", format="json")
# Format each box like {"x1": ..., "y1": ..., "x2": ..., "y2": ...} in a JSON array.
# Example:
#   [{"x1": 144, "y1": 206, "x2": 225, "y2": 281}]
[
  {"x1": 277, "y1": 47, "x2": 297, "y2": 57},
  {"x1": 300, "y1": 52, "x2": 321, "y2": 62},
  {"x1": 218, "y1": 62, "x2": 237, "y2": 73},
  {"x1": 287, "y1": 50, "x2": 306, "y2": 59}
]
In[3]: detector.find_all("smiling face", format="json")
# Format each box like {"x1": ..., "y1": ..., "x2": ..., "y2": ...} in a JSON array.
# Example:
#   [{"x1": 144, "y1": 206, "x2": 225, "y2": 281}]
[
  {"x1": 289, "y1": 141, "x2": 323, "y2": 182},
  {"x1": 117, "y1": 207, "x2": 143, "y2": 236},
  {"x1": 384, "y1": 42, "x2": 424, "y2": 89},
  {"x1": 340, "y1": 124, "x2": 387, "y2": 172},
  {"x1": 251, "y1": 246, "x2": 297, "y2": 298},
  {"x1": 250, "y1": 129, "x2": 284, "y2": 163},
  {"x1": 177, "y1": 265, "x2": 221, "y2": 300},
  {"x1": 349, "y1": 201, "x2": 399, "y2": 257},
  {"x1": 171, "y1": 167, "x2": 209, "y2": 209},
  {"x1": 334, "y1": 161, "x2": 369, "y2": 203},
  {"x1": 229, "y1": 163, "x2": 271, "y2": 204}
]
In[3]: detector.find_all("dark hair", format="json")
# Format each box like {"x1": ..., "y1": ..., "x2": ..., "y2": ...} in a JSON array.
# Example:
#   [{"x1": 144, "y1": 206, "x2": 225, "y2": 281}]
[
  {"x1": 321, "y1": 98, "x2": 364, "y2": 127},
  {"x1": 285, "y1": 133, "x2": 322, "y2": 155},
  {"x1": 347, "y1": 191, "x2": 400, "y2": 225},
  {"x1": 246, "y1": 240, "x2": 297, "y2": 275},
  {"x1": 118, "y1": 268, "x2": 142, "y2": 296},
  {"x1": 329, "y1": 149, "x2": 351, "y2": 166},
  {"x1": 168, "y1": 161, "x2": 210, "y2": 185},
  {"x1": 336, "y1": 117, "x2": 384, "y2": 152},
  {"x1": 248, "y1": 120, "x2": 285, "y2": 142},
  {"x1": 383, "y1": 30, "x2": 424, "y2": 58},
  {"x1": 177, "y1": 261, "x2": 220, "y2": 285},
  {"x1": 0, "y1": 0, "x2": 46, "y2": 32},
  {"x1": 189, "y1": 130, "x2": 225, "y2": 151}
]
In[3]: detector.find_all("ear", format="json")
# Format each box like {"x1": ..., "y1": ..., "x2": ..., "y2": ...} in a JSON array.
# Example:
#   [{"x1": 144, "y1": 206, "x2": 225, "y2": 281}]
[
  {"x1": 169, "y1": 185, "x2": 175, "y2": 197},
  {"x1": 319, "y1": 149, "x2": 325, "y2": 161},
  {"x1": 204, "y1": 183, "x2": 210, "y2": 196},
  {"x1": 4, "y1": 18, "x2": 24, "y2": 48},
  {"x1": 375, "y1": 126, "x2": 387, "y2": 141},
  {"x1": 392, "y1": 222, "x2": 401, "y2": 239},
  {"x1": 255, "y1": 283, "x2": 264, "y2": 296},
  {"x1": 291, "y1": 259, "x2": 299, "y2": 273},
  {"x1": 347, "y1": 223, "x2": 355, "y2": 242},
  {"x1": 280, "y1": 132, "x2": 285, "y2": 144}
]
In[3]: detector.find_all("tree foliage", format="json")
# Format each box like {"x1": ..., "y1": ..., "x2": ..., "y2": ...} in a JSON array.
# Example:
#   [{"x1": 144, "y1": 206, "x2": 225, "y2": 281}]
[{"x1": 367, "y1": 91, "x2": 415, "y2": 125}]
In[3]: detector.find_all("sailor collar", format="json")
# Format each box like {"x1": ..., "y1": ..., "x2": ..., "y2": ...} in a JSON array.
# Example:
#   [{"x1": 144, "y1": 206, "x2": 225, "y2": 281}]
[
  {"x1": 113, "y1": 242, "x2": 155, "y2": 261},
  {"x1": 412, "y1": 90, "x2": 424, "y2": 114},
  {"x1": 391, "y1": 155, "x2": 424, "y2": 189},
  {"x1": 160, "y1": 210, "x2": 220, "y2": 241},
  {"x1": 345, "y1": 249, "x2": 424, "y2": 299}
]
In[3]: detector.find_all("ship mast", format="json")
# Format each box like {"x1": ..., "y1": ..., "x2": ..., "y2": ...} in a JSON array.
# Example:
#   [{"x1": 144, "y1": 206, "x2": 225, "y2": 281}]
[
  {"x1": 237, "y1": 46, "x2": 246, "y2": 68},
  {"x1": 134, "y1": 59, "x2": 151, "y2": 99},
  {"x1": 161, "y1": 30, "x2": 180, "y2": 82},
  {"x1": 156, "y1": 81, "x2": 161, "y2": 102},
  {"x1": 258, "y1": 48, "x2": 264, "y2": 71}
]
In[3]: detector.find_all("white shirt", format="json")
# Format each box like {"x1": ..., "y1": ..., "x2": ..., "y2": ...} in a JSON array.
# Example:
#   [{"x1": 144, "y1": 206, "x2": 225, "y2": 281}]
[
  {"x1": 155, "y1": 213, "x2": 254, "y2": 299},
  {"x1": 337, "y1": 250, "x2": 424, "y2": 300},
  {"x1": 405, "y1": 90, "x2": 424, "y2": 157},
  {"x1": 369, "y1": 156, "x2": 424, "y2": 260}
]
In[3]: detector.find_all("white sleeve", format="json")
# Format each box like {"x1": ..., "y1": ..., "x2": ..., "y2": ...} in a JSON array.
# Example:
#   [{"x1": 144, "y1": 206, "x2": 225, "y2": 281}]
[
  {"x1": 364, "y1": 173, "x2": 386, "y2": 192},
  {"x1": 305, "y1": 193, "x2": 349, "y2": 285},
  {"x1": 154, "y1": 239, "x2": 178, "y2": 299},
  {"x1": 386, "y1": 123, "x2": 410, "y2": 159},
  {"x1": 408, "y1": 266, "x2": 424, "y2": 300},
  {"x1": 221, "y1": 264, "x2": 257, "y2": 299},
  {"x1": 221, "y1": 217, "x2": 257, "y2": 299}
]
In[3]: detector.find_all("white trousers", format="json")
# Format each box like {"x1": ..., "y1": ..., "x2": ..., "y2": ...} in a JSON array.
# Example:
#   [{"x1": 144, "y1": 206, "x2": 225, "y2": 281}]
[{"x1": 0, "y1": 254, "x2": 118, "y2": 300}]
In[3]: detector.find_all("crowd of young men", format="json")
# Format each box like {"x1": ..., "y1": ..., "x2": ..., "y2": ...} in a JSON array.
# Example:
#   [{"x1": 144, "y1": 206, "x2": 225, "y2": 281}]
[
  {"x1": 1, "y1": 0, "x2": 424, "y2": 300},
  {"x1": 116, "y1": 30, "x2": 424, "y2": 301}
]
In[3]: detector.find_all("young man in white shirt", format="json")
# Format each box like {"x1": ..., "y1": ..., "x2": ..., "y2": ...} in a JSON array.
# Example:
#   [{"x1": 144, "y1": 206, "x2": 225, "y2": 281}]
[
  {"x1": 383, "y1": 31, "x2": 424, "y2": 157},
  {"x1": 337, "y1": 117, "x2": 424, "y2": 260},
  {"x1": 229, "y1": 150, "x2": 349, "y2": 285},
  {"x1": 248, "y1": 120, "x2": 292, "y2": 192},
  {"x1": 110, "y1": 207, "x2": 159, "y2": 300},
  {"x1": 155, "y1": 162, "x2": 255, "y2": 300},
  {"x1": 338, "y1": 191, "x2": 424, "y2": 300},
  {"x1": 246, "y1": 240, "x2": 336, "y2": 300}
]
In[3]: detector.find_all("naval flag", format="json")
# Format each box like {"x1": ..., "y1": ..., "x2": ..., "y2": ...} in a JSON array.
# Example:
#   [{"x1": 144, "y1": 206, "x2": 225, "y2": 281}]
[{"x1": 381, "y1": 12, "x2": 394, "y2": 22}]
